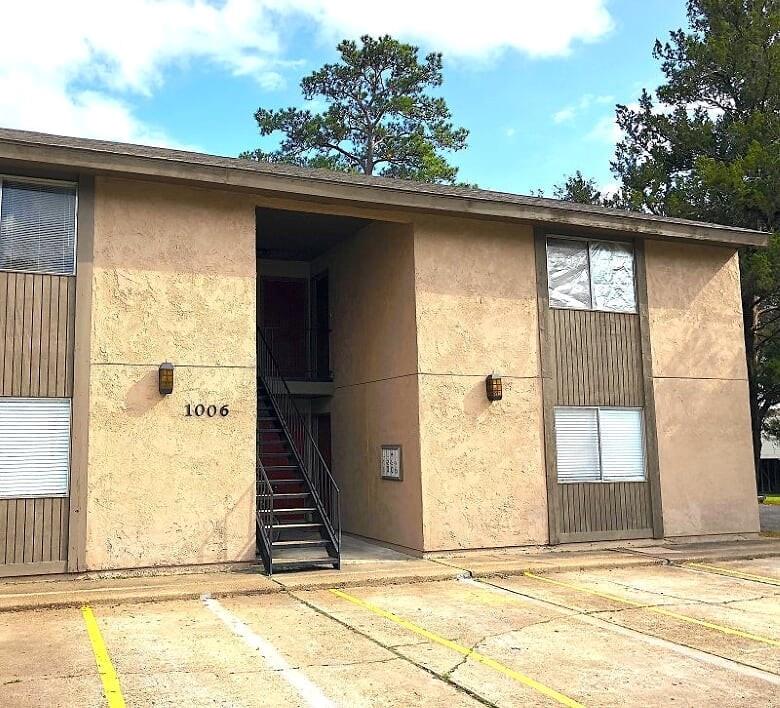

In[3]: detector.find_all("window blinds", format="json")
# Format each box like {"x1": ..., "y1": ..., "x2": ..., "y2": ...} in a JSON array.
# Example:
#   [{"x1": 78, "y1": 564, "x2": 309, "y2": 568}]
[
  {"x1": 0, "y1": 179, "x2": 77, "y2": 275},
  {"x1": 0, "y1": 398, "x2": 71, "y2": 497},
  {"x1": 555, "y1": 407, "x2": 646, "y2": 483},
  {"x1": 555, "y1": 407, "x2": 601, "y2": 482}
]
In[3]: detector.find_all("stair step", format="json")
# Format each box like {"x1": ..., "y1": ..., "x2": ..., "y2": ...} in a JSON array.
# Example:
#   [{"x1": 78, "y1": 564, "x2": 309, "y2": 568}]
[
  {"x1": 265, "y1": 465, "x2": 298, "y2": 470},
  {"x1": 271, "y1": 558, "x2": 337, "y2": 571},
  {"x1": 269, "y1": 478, "x2": 303, "y2": 484},
  {"x1": 274, "y1": 492, "x2": 311, "y2": 498},
  {"x1": 272, "y1": 539, "x2": 329, "y2": 548},
  {"x1": 274, "y1": 522, "x2": 323, "y2": 529},
  {"x1": 273, "y1": 507, "x2": 316, "y2": 514},
  {"x1": 260, "y1": 452, "x2": 292, "y2": 456}
]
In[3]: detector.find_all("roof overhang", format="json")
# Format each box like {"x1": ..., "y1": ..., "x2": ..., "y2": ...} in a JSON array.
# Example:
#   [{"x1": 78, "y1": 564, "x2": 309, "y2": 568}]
[{"x1": 0, "y1": 127, "x2": 768, "y2": 248}]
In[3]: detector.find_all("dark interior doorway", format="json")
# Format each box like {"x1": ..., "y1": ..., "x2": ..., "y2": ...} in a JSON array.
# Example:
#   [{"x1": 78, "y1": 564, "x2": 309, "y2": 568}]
[{"x1": 260, "y1": 277, "x2": 308, "y2": 379}]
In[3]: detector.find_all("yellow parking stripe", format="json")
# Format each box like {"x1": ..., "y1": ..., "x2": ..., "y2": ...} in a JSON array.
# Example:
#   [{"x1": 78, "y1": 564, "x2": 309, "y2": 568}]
[
  {"x1": 683, "y1": 562, "x2": 780, "y2": 587},
  {"x1": 524, "y1": 572, "x2": 780, "y2": 648},
  {"x1": 330, "y1": 588, "x2": 583, "y2": 707},
  {"x1": 81, "y1": 606, "x2": 126, "y2": 708}
]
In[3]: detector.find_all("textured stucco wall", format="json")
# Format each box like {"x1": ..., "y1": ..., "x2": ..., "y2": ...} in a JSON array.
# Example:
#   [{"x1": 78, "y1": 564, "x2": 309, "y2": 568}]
[
  {"x1": 414, "y1": 216, "x2": 548, "y2": 550},
  {"x1": 324, "y1": 221, "x2": 424, "y2": 551},
  {"x1": 86, "y1": 177, "x2": 257, "y2": 569},
  {"x1": 646, "y1": 241, "x2": 758, "y2": 536}
]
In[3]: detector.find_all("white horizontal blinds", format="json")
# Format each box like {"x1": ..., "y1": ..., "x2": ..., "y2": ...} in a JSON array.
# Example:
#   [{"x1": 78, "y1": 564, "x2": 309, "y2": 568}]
[
  {"x1": 546, "y1": 239, "x2": 591, "y2": 309},
  {"x1": 546, "y1": 237, "x2": 636, "y2": 313},
  {"x1": 599, "y1": 408, "x2": 646, "y2": 481},
  {"x1": 555, "y1": 406, "x2": 646, "y2": 483},
  {"x1": 0, "y1": 399, "x2": 71, "y2": 497},
  {"x1": 0, "y1": 179, "x2": 77, "y2": 275},
  {"x1": 554, "y1": 407, "x2": 601, "y2": 482},
  {"x1": 589, "y1": 241, "x2": 637, "y2": 312}
]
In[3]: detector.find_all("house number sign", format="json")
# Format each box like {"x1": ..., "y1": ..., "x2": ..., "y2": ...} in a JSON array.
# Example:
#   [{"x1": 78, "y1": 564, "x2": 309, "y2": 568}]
[{"x1": 185, "y1": 404, "x2": 230, "y2": 418}]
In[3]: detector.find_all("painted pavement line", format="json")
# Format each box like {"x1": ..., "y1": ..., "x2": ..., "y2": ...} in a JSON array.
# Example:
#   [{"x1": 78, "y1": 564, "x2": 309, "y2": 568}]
[
  {"x1": 202, "y1": 595, "x2": 335, "y2": 708},
  {"x1": 329, "y1": 588, "x2": 584, "y2": 708},
  {"x1": 524, "y1": 572, "x2": 780, "y2": 648},
  {"x1": 81, "y1": 605, "x2": 126, "y2": 708},
  {"x1": 681, "y1": 562, "x2": 780, "y2": 587},
  {"x1": 462, "y1": 578, "x2": 780, "y2": 686}
]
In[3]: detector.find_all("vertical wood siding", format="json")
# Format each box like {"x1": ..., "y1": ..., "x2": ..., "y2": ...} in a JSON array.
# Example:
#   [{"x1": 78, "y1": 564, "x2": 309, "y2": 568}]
[
  {"x1": 0, "y1": 272, "x2": 76, "y2": 397},
  {"x1": 549, "y1": 306, "x2": 652, "y2": 541},
  {"x1": 0, "y1": 272, "x2": 75, "y2": 568},
  {"x1": 0, "y1": 497, "x2": 69, "y2": 564},
  {"x1": 557, "y1": 481, "x2": 652, "y2": 540},
  {"x1": 551, "y1": 308, "x2": 643, "y2": 407}
]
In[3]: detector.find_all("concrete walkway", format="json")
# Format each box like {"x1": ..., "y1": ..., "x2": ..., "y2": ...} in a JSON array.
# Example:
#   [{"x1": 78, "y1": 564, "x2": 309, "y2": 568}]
[{"x1": 1, "y1": 534, "x2": 778, "y2": 612}]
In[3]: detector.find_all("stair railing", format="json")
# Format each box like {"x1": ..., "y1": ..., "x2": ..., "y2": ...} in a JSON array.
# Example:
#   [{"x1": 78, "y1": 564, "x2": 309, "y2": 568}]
[
  {"x1": 256, "y1": 462, "x2": 274, "y2": 573},
  {"x1": 257, "y1": 330, "x2": 341, "y2": 565}
]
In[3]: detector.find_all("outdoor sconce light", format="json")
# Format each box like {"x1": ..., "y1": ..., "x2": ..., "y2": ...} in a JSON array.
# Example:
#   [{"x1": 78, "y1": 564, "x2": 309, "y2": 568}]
[
  {"x1": 485, "y1": 372, "x2": 503, "y2": 402},
  {"x1": 158, "y1": 362, "x2": 174, "y2": 395}
]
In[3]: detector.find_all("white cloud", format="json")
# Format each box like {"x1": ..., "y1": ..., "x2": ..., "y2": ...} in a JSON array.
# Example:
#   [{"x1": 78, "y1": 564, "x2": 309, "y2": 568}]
[
  {"x1": 553, "y1": 108, "x2": 576, "y2": 124},
  {"x1": 587, "y1": 114, "x2": 623, "y2": 144},
  {"x1": 504, "y1": 127, "x2": 517, "y2": 138},
  {"x1": 0, "y1": 0, "x2": 615, "y2": 146},
  {"x1": 553, "y1": 93, "x2": 614, "y2": 124},
  {"x1": 289, "y1": 0, "x2": 614, "y2": 59}
]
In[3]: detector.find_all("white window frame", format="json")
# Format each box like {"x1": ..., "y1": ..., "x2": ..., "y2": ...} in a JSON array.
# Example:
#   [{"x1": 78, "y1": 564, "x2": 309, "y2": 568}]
[
  {"x1": 555, "y1": 405, "x2": 647, "y2": 484},
  {"x1": 546, "y1": 235, "x2": 637, "y2": 314},
  {"x1": 0, "y1": 174, "x2": 79, "y2": 277}
]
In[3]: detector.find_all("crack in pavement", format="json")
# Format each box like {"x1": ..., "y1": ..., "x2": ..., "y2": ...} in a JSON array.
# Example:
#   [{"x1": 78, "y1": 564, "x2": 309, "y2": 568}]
[{"x1": 289, "y1": 591, "x2": 498, "y2": 707}]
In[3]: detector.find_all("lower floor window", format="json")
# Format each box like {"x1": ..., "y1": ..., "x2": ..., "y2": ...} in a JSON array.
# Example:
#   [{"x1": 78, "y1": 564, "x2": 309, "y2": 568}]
[
  {"x1": 0, "y1": 398, "x2": 70, "y2": 497},
  {"x1": 555, "y1": 406, "x2": 646, "y2": 483}
]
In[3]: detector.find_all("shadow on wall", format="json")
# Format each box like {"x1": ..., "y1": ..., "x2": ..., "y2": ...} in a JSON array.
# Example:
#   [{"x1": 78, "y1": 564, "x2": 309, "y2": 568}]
[
  {"x1": 124, "y1": 369, "x2": 164, "y2": 417},
  {"x1": 463, "y1": 377, "x2": 492, "y2": 417},
  {"x1": 197, "y1": 482, "x2": 256, "y2": 564}
]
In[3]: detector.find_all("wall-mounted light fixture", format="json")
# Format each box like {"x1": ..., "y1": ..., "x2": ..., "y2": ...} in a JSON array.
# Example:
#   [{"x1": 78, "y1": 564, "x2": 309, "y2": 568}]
[
  {"x1": 485, "y1": 372, "x2": 503, "y2": 402},
  {"x1": 158, "y1": 362, "x2": 174, "y2": 395}
]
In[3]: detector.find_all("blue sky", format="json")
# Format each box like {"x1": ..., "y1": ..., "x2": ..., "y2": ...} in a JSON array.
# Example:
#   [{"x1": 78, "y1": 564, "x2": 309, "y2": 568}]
[{"x1": 0, "y1": 1, "x2": 688, "y2": 196}]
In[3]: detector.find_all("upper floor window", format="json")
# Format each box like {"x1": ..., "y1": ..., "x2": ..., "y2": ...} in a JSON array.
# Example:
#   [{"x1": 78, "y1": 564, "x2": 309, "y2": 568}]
[
  {"x1": 546, "y1": 236, "x2": 636, "y2": 313},
  {"x1": 0, "y1": 178, "x2": 77, "y2": 276}
]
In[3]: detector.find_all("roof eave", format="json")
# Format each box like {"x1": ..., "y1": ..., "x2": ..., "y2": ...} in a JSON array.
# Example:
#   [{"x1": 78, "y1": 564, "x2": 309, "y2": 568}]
[{"x1": 0, "y1": 136, "x2": 768, "y2": 248}]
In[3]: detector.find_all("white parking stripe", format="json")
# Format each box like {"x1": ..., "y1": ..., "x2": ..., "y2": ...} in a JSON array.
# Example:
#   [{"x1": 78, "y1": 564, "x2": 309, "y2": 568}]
[
  {"x1": 202, "y1": 595, "x2": 336, "y2": 707},
  {"x1": 460, "y1": 578, "x2": 780, "y2": 686}
]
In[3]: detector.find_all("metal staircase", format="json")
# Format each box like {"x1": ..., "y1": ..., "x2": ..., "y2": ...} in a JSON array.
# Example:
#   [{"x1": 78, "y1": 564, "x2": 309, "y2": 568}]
[{"x1": 256, "y1": 331, "x2": 340, "y2": 574}]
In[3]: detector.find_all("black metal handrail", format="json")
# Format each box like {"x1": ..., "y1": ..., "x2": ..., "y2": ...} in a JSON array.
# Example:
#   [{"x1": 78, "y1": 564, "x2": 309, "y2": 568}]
[
  {"x1": 256, "y1": 463, "x2": 274, "y2": 572},
  {"x1": 257, "y1": 330, "x2": 341, "y2": 562}
]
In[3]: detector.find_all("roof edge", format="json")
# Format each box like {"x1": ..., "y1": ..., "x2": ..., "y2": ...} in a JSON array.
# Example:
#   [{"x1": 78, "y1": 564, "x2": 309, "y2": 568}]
[{"x1": 0, "y1": 128, "x2": 769, "y2": 248}]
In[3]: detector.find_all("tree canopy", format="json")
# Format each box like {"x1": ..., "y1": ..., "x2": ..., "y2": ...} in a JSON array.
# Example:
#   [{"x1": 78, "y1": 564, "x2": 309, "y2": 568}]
[
  {"x1": 555, "y1": 0, "x2": 780, "y2": 468},
  {"x1": 241, "y1": 34, "x2": 468, "y2": 183}
]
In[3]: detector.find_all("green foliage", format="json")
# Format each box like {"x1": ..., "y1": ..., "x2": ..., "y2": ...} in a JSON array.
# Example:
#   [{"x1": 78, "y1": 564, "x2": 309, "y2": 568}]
[
  {"x1": 241, "y1": 35, "x2": 468, "y2": 183},
  {"x1": 557, "y1": 0, "x2": 780, "y2": 464},
  {"x1": 553, "y1": 171, "x2": 606, "y2": 205}
]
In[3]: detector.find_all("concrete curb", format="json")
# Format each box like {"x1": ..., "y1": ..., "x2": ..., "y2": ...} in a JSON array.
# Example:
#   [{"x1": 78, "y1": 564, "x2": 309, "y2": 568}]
[{"x1": 1, "y1": 543, "x2": 778, "y2": 613}]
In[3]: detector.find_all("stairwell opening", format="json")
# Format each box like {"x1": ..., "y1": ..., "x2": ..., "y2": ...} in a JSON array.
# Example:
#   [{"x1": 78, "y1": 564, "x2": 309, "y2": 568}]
[{"x1": 255, "y1": 206, "x2": 371, "y2": 573}]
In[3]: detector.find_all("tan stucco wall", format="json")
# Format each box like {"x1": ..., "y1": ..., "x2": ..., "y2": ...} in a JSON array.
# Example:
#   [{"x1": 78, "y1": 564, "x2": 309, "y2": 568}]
[
  {"x1": 414, "y1": 216, "x2": 548, "y2": 550},
  {"x1": 322, "y1": 221, "x2": 424, "y2": 551},
  {"x1": 86, "y1": 177, "x2": 257, "y2": 569},
  {"x1": 646, "y1": 241, "x2": 758, "y2": 536}
]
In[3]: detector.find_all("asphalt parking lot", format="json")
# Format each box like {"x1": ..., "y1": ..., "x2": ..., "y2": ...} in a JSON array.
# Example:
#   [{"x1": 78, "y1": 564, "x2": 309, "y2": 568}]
[{"x1": 1, "y1": 558, "x2": 778, "y2": 707}]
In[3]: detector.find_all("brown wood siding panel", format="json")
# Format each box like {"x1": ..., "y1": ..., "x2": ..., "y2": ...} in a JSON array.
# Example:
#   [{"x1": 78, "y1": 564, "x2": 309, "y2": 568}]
[
  {"x1": 0, "y1": 273, "x2": 74, "y2": 397},
  {"x1": 557, "y1": 482, "x2": 652, "y2": 536},
  {"x1": 0, "y1": 497, "x2": 69, "y2": 565},
  {"x1": 551, "y1": 309, "x2": 644, "y2": 408}
]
